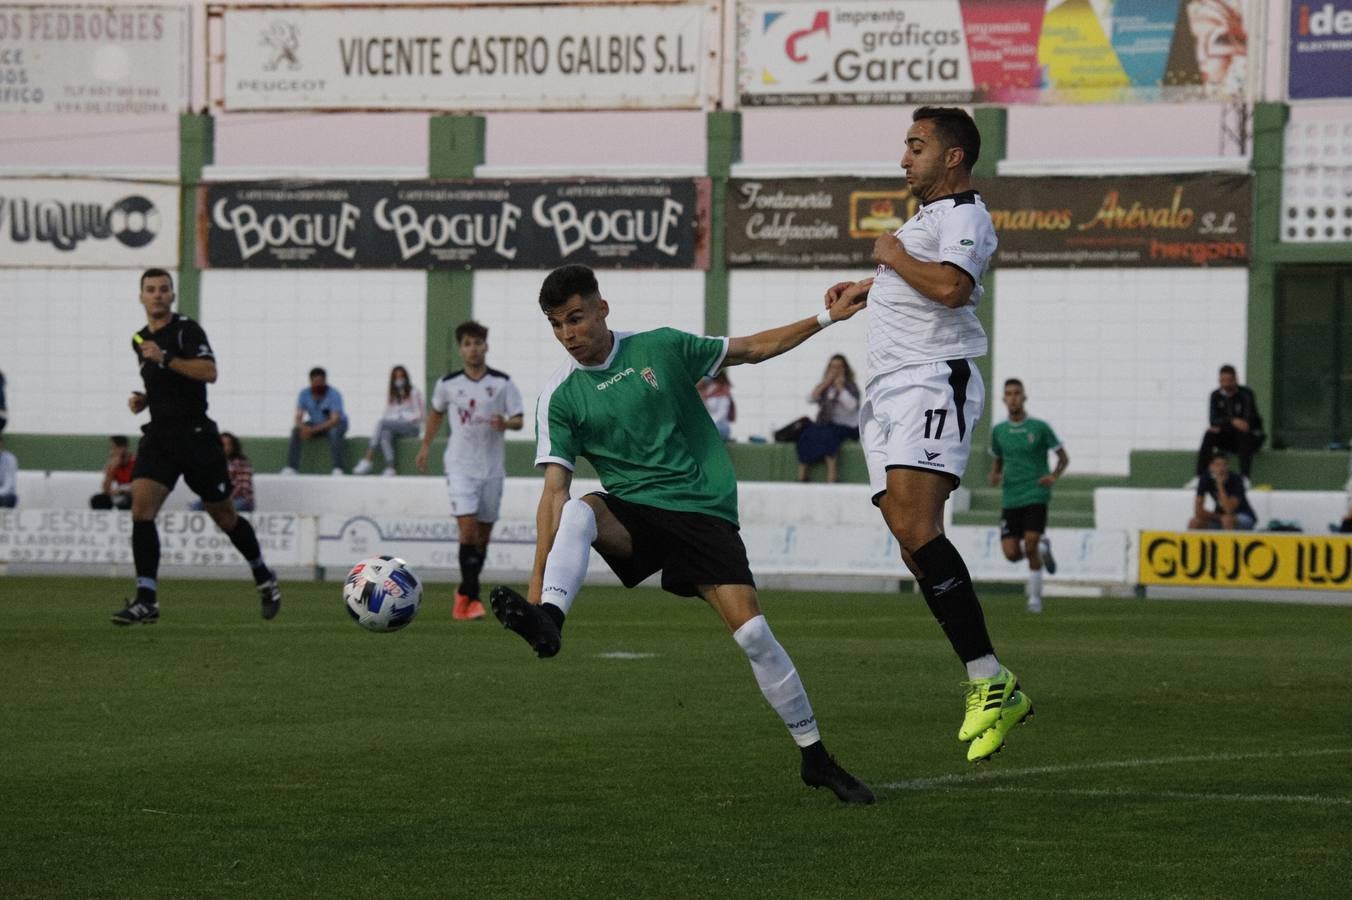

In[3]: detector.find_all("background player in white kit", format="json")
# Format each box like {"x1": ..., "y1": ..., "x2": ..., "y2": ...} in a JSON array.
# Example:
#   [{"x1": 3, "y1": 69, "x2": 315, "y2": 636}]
[
  {"x1": 416, "y1": 321, "x2": 523, "y2": 620},
  {"x1": 827, "y1": 106, "x2": 1032, "y2": 763}
]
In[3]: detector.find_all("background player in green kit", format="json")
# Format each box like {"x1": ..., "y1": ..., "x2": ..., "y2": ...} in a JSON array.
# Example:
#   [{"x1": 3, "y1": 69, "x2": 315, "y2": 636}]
[
  {"x1": 989, "y1": 378, "x2": 1069, "y2": 613},
  {"x1": 490, "y1": 264, "x2": 876, "y2": 805}
]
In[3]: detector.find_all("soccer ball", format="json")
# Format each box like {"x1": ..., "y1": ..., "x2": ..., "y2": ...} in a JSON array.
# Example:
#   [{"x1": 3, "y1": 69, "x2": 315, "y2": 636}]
[{"x1": 343, "y1": 556, "x2": 422, "y2": 632}]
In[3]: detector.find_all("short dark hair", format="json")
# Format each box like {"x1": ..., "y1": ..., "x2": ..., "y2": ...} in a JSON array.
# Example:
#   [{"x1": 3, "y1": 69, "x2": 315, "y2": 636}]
[
  {"x1": 309, "y1": 366, "x2": 326, "y2": 380},
  {"x1": 455, "y1": 320, "x2": 488, "y2": 343},
  {"x1": 111, "y1": 435, "x2": 129, "y2": 448},
  {"x1": 539, "y1": 264, "x2": 600, "y2": 312},
  {"x1": 913, "y1": 106, "x2": 981, "y2": 173},
  {"x1": 221, "y1": 431, "x2": 245, "y2": 460},
  {"x1": 1219, "y1": 364, "x2": 1237, "y2": 377},
  {"x1": 1004, "y1": 378, "x2": 1024, "y2": 390},
  {"x1": 1209, "y1": 451, "x2": 1231, "y2": 465},
  {"x1": 140, "y1": 268, "x2": 173, "y2": 289}
]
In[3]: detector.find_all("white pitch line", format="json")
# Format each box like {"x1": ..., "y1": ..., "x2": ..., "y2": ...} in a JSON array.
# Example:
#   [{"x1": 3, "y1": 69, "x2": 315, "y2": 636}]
[
  {"x1": 881, "y1": 748, "x2": 1352, "y2": 792},
  {"x1": 968, "y1": 785, "x2": 1352, "y2": 807}
]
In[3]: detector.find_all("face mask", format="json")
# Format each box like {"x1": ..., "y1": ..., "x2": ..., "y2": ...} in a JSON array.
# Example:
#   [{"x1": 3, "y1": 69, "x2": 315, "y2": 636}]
[{"x1": 393, "y1": 378, "x2": 408, "y2": 389}]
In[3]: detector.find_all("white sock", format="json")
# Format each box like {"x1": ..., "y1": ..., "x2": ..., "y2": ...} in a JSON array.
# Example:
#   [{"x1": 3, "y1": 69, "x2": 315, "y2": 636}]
[
  {"x1": 540, "y1": 498, "x2": 596, "y2": 618},
  {"x1": 1028, "y1": 567, "x2": 1043, "y2": 601},
  {"x1": 732, "y1": 615, "x2": 821, "y2": 748},
  {"x1": 965, "y1": 653, "x2": 1001, "y2": 680}
]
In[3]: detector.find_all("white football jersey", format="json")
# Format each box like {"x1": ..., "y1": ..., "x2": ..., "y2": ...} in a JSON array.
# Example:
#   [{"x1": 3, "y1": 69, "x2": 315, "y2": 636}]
[
  {"x1": 866, "y1": 190, "x2": 996, "y2": 382},
  {"x1": 430, "y1": 367, "x2": 524, "y2": 479}
]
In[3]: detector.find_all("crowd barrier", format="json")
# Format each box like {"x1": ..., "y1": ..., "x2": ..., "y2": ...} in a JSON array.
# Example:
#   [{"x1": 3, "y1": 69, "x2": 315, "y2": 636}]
[
  {"x1": 0, "y1": 506, "x2": 1128, "y2": 589},
  {"x1": 1095, "y1": 487, "x2": 1349, "y2": 534},
  {"x1": 3, "y1": 472, "x2": 1347, "y2": 601}
]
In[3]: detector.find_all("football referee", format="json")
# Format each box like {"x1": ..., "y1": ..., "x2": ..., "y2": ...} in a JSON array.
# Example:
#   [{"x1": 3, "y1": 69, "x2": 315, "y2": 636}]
[{"x1": 111, "y1": 269, "x2": 282, "y2": 625}]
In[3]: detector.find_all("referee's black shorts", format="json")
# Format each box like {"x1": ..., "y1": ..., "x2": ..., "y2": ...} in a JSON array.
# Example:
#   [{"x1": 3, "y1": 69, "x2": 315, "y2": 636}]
[
  {"x1": 589, "y1": 492, "x2": 756, "y2": 598},
  {"x1": 132, "y1": 418, "x2": 231, "y2": 503},
  {"x1": 999, "y1": 503, "x2": 1049, "y2": 540}
]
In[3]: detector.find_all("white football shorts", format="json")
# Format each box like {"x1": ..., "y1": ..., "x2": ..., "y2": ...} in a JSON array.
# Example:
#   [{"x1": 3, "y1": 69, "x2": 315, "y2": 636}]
[
  {"x1": 860, "y1": 358, "x2": 986, "y2": 501},
  {"x1": 446, "y1": 471, "x2": 505, "y2": 522}
]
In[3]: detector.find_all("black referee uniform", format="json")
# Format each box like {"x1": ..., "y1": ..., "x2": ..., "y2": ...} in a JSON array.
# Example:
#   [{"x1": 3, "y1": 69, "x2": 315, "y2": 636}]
[
  {"x1": 113, "y1": 311, "x2": 280, "y2": 625},
  {"x1": 131, "y1": 314, "x2": 232, "y2": 500}
]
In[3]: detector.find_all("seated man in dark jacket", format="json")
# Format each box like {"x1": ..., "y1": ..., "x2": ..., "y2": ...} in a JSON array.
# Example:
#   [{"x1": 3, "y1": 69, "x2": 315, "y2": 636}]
[
  {"x1": 1189, "y1": 453, "x2": 1256, "y2": 531},
  {"x1": 1197, "y1": 364, "x2": 1263, "y2": 480}
]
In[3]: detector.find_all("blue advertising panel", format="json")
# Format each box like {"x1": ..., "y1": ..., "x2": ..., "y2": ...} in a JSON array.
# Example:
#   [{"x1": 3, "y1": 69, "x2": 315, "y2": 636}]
[{"x1": 1289, "y1": 0, "x2": 1352, "y2": 99}]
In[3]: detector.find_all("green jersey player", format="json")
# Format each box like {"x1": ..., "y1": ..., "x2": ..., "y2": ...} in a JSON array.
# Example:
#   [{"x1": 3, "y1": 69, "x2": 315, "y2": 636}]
[
  {"x1": 490, "y1": 264, "x2": 875, "y2": 804},
  {"x1": 989, "y1": 378, "x2": 1069, "y2": 613}
]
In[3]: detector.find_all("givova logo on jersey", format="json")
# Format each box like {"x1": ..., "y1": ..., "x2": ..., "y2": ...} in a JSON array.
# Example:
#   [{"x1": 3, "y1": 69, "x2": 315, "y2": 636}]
[{"x1": 595, "y1": 367, "x2": 636, "y2": 390}]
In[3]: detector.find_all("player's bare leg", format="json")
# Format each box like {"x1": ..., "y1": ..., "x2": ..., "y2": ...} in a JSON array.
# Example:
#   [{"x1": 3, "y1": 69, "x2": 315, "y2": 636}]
[
  {"x1": 700, "y1": 583, "x2": 874, "y2": 805},
  {"x1": 879, "y1": 467, "x2": 1025, "y2": 757}
]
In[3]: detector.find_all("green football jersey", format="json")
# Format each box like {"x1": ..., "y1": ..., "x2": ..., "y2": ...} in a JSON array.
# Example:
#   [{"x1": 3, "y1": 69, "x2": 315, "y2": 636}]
[
  {"x1": 990, "y1": 417, "x2": 1061, "y2": 509},
  {"x1": 535, "y1": 328, "x2": 738, "y2": 524}
]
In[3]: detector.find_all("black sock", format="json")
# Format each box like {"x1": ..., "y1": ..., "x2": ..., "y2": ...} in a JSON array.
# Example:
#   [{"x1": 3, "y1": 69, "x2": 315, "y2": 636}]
[
  {"x1": 225, "y1": 518, "x2": 270, "y2": 584},
  {"x1": 910, "y1": 534, "x2": 995, "y2": 663},
  {"x1": 799, "y1": 740, "x2": 828, "y2": 764},
  {"x1": 458, "y1": 543, "x2": 484, "y2": 599},
  {"x1": 132, "y1": 520, "x2": 160, "y2": 604}
]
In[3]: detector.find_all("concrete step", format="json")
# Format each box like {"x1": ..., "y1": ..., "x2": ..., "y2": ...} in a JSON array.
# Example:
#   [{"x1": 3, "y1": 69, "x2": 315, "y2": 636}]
[
  {"x1": 952, "y1": 508, "x2": 1097, "y2": 528},
  {"x1": 1127, "y1": 449, "x2": 1349, "y2": 490},
  {"x1": 965, "y1": 487, "x2": 1097, "y2": 513}
]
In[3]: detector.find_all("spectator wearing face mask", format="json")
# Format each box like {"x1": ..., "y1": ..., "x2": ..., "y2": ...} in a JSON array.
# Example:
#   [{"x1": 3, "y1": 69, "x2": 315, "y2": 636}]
[{"x1": 353, "y1": 365, "x2": 425, "y2": 476}]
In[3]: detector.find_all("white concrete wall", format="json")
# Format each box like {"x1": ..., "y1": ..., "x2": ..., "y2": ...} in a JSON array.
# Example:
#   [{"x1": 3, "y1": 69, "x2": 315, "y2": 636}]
[
  {"x1": 727, "y1": 269, "x2": 867, "y2": 443},
  {"x1": 200, "y1": 269, "x2": 428, "y2": 439},
  {"x1": 991, "y1": 267, "x2": 1249, "y2": 475},
  {"x1": 1095, "y1": 487, "x2": 1349, "y2": 533},
  {"x1": 0, "y1": 262, "x2": 1251, "y2": 467},
  {"x1": 0, "y1": 268, "x2": 158, "y2": 436}
]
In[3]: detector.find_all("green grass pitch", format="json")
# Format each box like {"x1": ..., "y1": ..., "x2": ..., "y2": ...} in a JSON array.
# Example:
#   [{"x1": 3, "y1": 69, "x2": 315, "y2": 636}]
[{"x1": 2, "y1": 576, "x2": 1347, "y2": 898}]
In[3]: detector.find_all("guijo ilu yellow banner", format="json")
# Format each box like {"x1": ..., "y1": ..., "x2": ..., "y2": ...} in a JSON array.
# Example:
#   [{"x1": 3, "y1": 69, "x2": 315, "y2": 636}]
[{"x1": 1139, "y1": 531, "x2": 1352, "y2": 591}]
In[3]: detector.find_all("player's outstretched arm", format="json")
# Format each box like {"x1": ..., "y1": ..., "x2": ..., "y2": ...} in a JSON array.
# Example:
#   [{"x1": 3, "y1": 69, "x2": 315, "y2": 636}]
[
  {"x1": 528, "y1": 463, "x2": 573, "y2": 602},
  {"x1": 724, "y1": 278, "x2": 872, "y2": 367}
]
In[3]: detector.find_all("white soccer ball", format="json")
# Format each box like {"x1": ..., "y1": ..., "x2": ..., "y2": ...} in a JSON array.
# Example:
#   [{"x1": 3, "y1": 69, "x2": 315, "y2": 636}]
[{"x1": 343, "y1": 555, "x2": 422, "y2": 632}]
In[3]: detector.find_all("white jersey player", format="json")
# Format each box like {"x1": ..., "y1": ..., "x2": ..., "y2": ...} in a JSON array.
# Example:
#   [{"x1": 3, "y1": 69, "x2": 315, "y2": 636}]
[
  {"x1": 416, "y1": 320, "x2": 524, "y2": 620},
  {"x1": 826, "y1": 106, "x2": 1032, "y2": 764}
]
